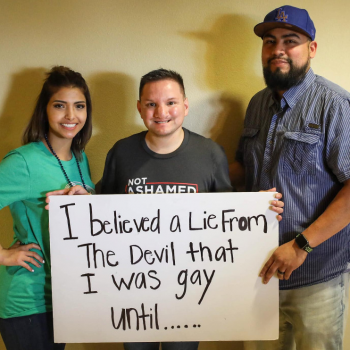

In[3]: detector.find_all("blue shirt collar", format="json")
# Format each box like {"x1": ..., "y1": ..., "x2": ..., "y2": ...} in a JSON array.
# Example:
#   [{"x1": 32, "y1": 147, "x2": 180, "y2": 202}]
[{"x1": 267, "y1": 68, "x2": 316, "y2": 109}]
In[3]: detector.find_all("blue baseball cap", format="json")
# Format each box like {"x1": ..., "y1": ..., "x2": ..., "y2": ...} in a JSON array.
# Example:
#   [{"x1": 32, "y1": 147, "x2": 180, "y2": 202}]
[{"x1": 254, "y1": 5, "x2": 316, "y2": 40}]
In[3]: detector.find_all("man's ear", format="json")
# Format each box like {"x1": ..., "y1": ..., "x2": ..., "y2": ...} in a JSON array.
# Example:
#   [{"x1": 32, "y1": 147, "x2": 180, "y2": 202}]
[
  {"x1": 137, "y1": 100, "x2": 142, "y2": 115},
  {"x1": 184, "y1": 98, "x2": 189, "y2": 117},
  {"x1": 309, "y1": 41, "x2": 317, "y2": 59}
]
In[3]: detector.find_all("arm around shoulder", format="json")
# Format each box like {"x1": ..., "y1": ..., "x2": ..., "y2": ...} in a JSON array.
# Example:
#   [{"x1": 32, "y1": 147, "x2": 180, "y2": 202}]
[
  {"x1": 209, "y1": 143, "x2": 231, "y2": 192},
  {"x1": 229, "y1": 161, "x2": 245, "y2": 190}
]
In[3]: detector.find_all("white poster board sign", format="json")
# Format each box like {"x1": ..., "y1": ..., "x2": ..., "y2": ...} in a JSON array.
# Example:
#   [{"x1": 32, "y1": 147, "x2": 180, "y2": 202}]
[{"x1": 49, "y1": 192, "x2": 279, "y2": 343}]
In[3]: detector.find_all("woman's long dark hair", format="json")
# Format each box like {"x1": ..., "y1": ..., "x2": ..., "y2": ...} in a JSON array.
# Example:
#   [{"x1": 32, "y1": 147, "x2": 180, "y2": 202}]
[{"x1": 22, "y1": 66, "x2": 92, "y2": 161}]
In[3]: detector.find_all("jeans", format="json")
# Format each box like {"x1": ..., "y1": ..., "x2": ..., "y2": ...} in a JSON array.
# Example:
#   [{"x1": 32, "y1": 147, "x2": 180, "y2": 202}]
[
  {"x1": 244, "y1": 273, "x2": 350, "y2": 350},
  {"x1": 124, "y1": 341, "x2": 199, "y2": 350},
  {"x1": 0, "y1": 312, "x2": 65, "y2": 350}
]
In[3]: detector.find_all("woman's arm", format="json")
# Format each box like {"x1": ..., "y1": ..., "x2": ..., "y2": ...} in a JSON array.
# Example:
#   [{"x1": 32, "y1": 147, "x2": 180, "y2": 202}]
[{"x1": 0, "y1": 152, "x2": 44, "y2": 271}]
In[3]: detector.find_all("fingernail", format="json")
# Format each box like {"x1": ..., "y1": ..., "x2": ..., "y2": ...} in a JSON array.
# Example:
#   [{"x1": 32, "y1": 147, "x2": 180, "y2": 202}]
[
  {"x1": 42, "y1": 260, "x2": 45, "y2": 263},
  {"x1": 31, "y1": 269, "x2": 34, "y2": 272}
]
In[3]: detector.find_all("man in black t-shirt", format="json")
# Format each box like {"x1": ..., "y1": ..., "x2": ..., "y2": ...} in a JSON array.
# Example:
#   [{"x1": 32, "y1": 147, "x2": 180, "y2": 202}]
[
  {"x1": 102, "y1": 69, "x2": 230, "y2": 350},
  {"x1": 100, "y1": 69, "x2": 283, "y2": 350},
  {"x1": 101, "y1": 69, "x2": 231, "y2": 350},
  {"x1": 101, "y1": 69, "x2": 232, "y2": 197}
]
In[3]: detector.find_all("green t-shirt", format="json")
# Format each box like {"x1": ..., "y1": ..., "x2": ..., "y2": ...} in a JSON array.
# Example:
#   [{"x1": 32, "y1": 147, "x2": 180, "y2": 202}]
[{"x1": 0, "y1": 141, "x2": 94, "y2": 318}]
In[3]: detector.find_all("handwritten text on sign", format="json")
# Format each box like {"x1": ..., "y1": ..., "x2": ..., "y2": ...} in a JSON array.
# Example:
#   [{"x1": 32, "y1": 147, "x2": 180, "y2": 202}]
[{"x1": 49, "y1": 193, "x2": 279, "y2": 343}]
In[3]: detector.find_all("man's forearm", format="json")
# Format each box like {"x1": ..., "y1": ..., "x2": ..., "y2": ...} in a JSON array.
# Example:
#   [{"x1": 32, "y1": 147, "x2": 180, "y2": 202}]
[{"x1": 303, "y1": 179, "x2": 350, "y2": 248}]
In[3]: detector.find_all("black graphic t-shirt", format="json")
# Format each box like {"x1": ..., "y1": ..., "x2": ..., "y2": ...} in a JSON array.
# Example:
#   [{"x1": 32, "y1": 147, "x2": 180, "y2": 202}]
[{"x1": 101, "y1": 128, "x2": 232, "y2": 195}]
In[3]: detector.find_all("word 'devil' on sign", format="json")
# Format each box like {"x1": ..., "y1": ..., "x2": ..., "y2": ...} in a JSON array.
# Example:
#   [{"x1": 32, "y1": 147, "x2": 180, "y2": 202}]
[{"x1": 49, "y1": 192, "x2": 279, "y2": 343}]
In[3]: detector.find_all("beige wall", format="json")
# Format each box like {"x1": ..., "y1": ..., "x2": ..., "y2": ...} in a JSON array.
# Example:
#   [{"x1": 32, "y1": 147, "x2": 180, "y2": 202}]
[{"x1": 0, "y1": 1, "x2": 349, "y2": 349}]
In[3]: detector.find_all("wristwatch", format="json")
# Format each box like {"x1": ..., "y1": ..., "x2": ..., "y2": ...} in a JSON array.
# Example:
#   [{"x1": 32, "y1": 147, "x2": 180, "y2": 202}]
[{"x1": 295, "y1": 233, "x2": 313, "y2": 253}]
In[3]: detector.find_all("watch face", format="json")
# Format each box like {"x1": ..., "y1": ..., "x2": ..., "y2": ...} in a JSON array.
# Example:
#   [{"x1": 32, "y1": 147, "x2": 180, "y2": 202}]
[{"x1": 296, "y1": 234, "x2": 308, "y2": 249}]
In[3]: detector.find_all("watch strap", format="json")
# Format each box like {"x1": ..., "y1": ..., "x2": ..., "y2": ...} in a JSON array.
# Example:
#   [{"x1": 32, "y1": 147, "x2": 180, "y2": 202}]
[{"x1": 295, "y1": 233, "x2": 313, "y2": 253}]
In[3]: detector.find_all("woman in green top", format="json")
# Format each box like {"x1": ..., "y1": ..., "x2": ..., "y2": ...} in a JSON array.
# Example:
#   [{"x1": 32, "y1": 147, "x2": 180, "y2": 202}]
[{"x1": 0, "y1": 66, "x2": 94, "y2": 350}]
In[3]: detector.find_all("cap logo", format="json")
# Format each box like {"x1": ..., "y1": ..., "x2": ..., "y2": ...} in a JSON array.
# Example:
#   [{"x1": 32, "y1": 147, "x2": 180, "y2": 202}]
[{"x1": 275, "y1": 8, "x2": 288, "y2": 22}]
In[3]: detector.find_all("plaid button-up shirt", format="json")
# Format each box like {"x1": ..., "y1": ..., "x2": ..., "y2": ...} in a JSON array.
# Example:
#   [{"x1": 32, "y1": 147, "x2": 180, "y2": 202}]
[{"x1": 237, "y1": 68, "x2": 350, "y2": 289}]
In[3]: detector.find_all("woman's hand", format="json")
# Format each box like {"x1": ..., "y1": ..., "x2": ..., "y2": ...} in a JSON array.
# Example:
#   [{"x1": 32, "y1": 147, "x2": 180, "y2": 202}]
[
  {"x1": 260, "y1": 187, "x2": 284, "y2": 221},
  {"x1": 45, "y1": 185, "x2": 89, "y2": 210},
  {"x1": 0, "y1": 242, "x2": 44, "y2": 272}
]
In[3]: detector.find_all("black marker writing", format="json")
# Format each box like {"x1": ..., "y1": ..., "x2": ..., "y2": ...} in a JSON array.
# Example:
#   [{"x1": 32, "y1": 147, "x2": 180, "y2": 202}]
[
  {"x1": 186, "y1": 239, "x2": 238, "y2": 263},
  {"x1": 130, "y1": 242, "x2": 176, "y2": 266},
  {"x1": 111, "y1": 270, "x2": 161, "y2": 291},
  {"x1": 222, "y1": 210, "x2": 267, "y2": 233},
  {"x1": 77, "y1": 243, "x2": 119, "y2": 269},
  {"x1": 176, "y1": 269, "x2": 215, "y2": 305},
  {"x1": 111, "y1": 303, "x2": 159, "y2": 331},
  {"x1": 81, "y1": 273, "x2": 98, "y2": 294},
  {"x1": 60, "y1": 203, "x2": 78, "y2": 240}
]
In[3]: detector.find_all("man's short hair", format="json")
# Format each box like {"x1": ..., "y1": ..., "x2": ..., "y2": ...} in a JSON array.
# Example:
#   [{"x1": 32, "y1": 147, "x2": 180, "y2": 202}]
[{"x1": 139, "y1": 69, "x2": 186, "y2": 99}]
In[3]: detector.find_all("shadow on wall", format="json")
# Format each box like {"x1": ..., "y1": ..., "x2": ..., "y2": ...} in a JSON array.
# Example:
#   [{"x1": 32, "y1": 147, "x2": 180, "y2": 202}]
[
  {"x1": 0, "y1": 68, "x2": 45, "y2": 160},
  {"x1": 184, "y1": 14, "x2": 263, "y2": 163},
  {"x1": 86, "y1": 72, "x2": 144, "y2": 182},
  {"x1": 0, "y1": 68, "x2": 46, "y2": 251}
]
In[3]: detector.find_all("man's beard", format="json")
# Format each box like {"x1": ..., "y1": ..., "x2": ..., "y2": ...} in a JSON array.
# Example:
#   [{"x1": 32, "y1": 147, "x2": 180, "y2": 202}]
[{"x1": 263, "y1": 58, "x2": 309, "y2": 91}]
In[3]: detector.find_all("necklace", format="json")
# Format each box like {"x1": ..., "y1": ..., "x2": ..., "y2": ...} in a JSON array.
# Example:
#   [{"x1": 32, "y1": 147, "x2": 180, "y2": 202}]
[{"x1": 44, "y1": 134, "x2": 87, "y2": 191}]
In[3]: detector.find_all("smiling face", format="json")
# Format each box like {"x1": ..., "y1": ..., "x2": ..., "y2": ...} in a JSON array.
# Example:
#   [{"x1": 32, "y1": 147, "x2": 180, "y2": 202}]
[
  {"x1": 261, "y1": 27, "x2": 317, "y2": 93},
  {"x1": 46, "y1": 86, "x2": 87, "y2": 144},
  {"x1": 137, "y1": 79, "x2": 189, "y2": 140}
]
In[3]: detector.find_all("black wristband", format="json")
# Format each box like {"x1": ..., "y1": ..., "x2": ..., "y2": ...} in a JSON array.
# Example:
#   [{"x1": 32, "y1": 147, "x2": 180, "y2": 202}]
[{"x1": 295, "y1": 233, "x2": 313, "y2": 253}]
